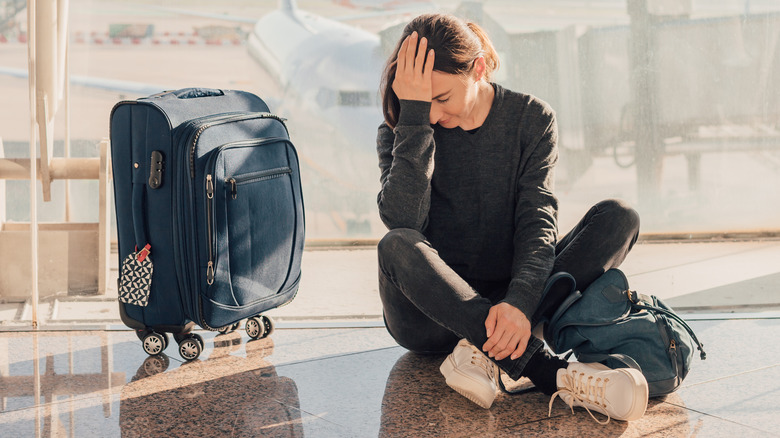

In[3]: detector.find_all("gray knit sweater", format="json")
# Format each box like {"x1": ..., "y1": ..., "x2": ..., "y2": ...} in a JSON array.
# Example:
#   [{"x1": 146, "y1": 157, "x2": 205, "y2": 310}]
[{"x1": 376, "y1": 84, "x2": 559, "y2": 319}]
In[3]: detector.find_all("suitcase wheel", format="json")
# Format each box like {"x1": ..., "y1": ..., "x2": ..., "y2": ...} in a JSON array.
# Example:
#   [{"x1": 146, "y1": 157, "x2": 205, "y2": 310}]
[
  {"x1": 246, "y1": 315, "x2": 274, "y2": 340},
  {"x1": 245, "y1": 316, "x2": 266, "y2": 340},
  {"x1": 261, "y1": 315, "x2": 275, "y2": 337},
  {"x1": 192, "y1": 333, "x2": 205, "y2": 350},
  {"x1": 217, "y1": 321, "x2": 241, "y2": 335},
  {"x1": 142, "y1": 332, "x2": 167, "y2": 356},
  {"x1": 178, "y1": 335, "x2": 203, "y2": 361}
]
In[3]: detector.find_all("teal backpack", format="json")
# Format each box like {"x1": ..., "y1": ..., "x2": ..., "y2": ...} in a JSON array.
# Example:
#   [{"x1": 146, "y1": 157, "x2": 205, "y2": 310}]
[{"x1": 543, "y1": 269, "x2": 707, "y2": 397}]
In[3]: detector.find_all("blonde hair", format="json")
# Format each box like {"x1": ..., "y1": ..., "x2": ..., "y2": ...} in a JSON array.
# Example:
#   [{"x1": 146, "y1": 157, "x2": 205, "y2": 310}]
[{"x1": 380, "y1": 13, "x2": 500, "y2": 128}]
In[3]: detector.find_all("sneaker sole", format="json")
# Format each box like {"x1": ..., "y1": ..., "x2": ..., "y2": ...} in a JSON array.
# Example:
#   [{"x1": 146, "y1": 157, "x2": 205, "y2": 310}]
[
  {"x1": 614, "y1": 367, "x2": 649, "y2": 421},
  {"x1": 439, "y1": 356, "x2": 495, "y2": 409}
]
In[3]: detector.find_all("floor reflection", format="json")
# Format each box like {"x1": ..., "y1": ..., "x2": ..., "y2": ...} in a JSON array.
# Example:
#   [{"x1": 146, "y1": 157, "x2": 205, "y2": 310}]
[
  {"x1": 0, "y1": 332, "x2": 125, "y2": 437},
  {"x1": 3, "y1": 320, "x2": 779, "y2": 437},
  {"x1": 379, "y1": 351, "x2": 512, "y2": 436},
  {"x1": 378, "y1": 352, "x2": 697, "y2": 436},
  {"x1": 119, "y1": 334, "x2": 304, "y2": 438}
]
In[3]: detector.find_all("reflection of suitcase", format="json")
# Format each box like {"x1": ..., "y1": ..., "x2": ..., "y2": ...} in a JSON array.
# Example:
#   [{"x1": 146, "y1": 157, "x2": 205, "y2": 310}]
[
  {"x1": 120, "y1": 337, "x2": 304, "y2": 437},
  {"x1": 110, "y1": 88, "x2": 305, "y2": 360}
]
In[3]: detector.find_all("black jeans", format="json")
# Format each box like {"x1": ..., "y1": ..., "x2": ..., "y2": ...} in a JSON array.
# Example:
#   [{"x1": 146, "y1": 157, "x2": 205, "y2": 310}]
[{"x1": 377, "y1": 199, "x2": 640, "y2": 381}]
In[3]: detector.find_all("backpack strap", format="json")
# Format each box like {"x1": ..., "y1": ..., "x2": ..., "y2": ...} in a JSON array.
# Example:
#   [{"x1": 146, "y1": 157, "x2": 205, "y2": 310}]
[
  {"x1": 533, "y1": 271, "x2": 577, "y2": 328},
  {"x1": 628, "y1": 291, "x2": 707, "y2": 360},
  {"x1": 543, "y1": 290, "x2": 583, "y2": 351}
]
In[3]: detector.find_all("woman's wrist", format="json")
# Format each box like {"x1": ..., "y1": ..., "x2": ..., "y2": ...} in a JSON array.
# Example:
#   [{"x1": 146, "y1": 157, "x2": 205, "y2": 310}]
[{"x1": 397, "y1": 100, "x2": 432, "y2": 126}]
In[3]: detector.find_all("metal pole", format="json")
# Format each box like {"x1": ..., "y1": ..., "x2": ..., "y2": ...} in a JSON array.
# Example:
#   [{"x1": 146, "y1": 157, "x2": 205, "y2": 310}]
[
  {"x1": 64, "y1": 29, "x2": 70, "y2": 222},
  {"x1": 28, "y1": 0, "x2": 40, "y2": 329},
  {"x1": 62, "y1": 0, "x2": 71, "y2": 222}
]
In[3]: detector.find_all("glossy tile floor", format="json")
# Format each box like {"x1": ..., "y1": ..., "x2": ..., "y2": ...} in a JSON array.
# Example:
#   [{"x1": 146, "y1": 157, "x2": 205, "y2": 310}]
[
  {"x1": 0, "y1": 316, "x2": 779, "y2": 437},
  {"x1": 3, "y1": 239, "x2": 780, "y2": 437}
]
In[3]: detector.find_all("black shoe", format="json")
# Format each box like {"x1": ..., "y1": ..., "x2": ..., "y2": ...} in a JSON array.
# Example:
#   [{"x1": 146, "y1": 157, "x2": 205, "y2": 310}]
[{"x1": 531, "y1": 272, "x2": 577, "y2": 328}]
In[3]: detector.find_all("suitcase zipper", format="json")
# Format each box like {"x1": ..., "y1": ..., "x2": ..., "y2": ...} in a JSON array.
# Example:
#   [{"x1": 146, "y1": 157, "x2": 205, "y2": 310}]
[
  {"x1": 226, "y1": 167, "x2": 292, "y2": 199},
  {"x1": 205, "y1": 174, "x2": 215, "y2": 285},
  {"x1": 188, "y1": 113, "x2": 288, "y2": 178},
  {"x1": 178, "y1": 112, "x2": 253, "y2": 306}
]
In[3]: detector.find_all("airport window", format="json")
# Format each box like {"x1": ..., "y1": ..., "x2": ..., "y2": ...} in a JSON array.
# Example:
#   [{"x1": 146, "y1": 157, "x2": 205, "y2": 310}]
[{"x1": 1, "y1": 0, "x2": 780, "y2": 322}]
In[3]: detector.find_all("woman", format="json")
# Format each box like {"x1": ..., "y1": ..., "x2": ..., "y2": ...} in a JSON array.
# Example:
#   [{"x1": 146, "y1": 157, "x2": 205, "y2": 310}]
[{"x1": 376, "y1": 13, "x2": 648, "y2": 423}]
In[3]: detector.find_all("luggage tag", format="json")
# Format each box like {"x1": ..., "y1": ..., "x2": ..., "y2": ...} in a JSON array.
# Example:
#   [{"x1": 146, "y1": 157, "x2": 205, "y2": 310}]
[{"x1": 119, "y1": 244, "x2": 153, "y2": 307}]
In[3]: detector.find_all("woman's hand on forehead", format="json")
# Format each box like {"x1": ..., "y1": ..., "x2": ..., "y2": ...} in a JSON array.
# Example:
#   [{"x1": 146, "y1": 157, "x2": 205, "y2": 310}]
[{"x1": 392, "y1": 31, "x2": 435, "y2": 102}]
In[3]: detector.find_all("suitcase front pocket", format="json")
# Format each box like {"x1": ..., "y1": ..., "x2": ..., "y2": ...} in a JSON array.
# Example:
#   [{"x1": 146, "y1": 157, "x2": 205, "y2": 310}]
[
  {"x1": 204, "y1": 139, "x2": 299, "y2": 309},
  {"x1": 226, "y1": 167, "x2": 292, "y2": 199}
]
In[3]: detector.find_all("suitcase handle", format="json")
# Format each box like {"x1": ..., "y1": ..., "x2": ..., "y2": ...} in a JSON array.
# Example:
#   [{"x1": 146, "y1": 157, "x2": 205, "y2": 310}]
[
  {"x1": 172, "y1": 88, "x2": 225, "y2": 99},
  {"x1": 132, "y1": 182, "x2": 149, "y2": 250}
]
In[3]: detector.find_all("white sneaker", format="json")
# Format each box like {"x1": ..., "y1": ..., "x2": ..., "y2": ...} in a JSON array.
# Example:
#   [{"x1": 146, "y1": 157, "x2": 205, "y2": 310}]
[
  {"x1": 549, "y1": 362, "x2": 648, "y2": 424},
  {"x1": 439, "y1": 339, "x2": 499, "y2": 409}
]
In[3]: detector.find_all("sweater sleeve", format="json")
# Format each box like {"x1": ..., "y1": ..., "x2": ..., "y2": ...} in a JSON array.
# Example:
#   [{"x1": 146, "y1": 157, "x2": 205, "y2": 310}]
[
  {"x1": 501, "y1": 111, "x2": 559, "y2": 319},
  {"x1": 376, "y1": 100, "x2": 435, "y2": 231}
]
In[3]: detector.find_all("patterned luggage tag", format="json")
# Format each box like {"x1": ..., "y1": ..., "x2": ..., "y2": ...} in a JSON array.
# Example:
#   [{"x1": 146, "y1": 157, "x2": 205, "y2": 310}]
[{"x1": 119, "y1": 244, "x2": 153, "y2": 307}]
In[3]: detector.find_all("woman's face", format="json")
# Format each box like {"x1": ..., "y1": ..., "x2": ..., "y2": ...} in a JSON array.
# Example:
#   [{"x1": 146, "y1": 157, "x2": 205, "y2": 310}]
[{"x1": 428, "y1": 59, "x2": 486, "y2": 129}]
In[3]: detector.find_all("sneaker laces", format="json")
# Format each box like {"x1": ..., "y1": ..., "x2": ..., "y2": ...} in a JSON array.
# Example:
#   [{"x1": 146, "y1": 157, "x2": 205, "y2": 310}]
[
  {"x1": 468, "y1": 345, "x2": 498, "y2": 385},
  {"x1": 548, "y1": 369, "x2": 611, "y2": 425}
]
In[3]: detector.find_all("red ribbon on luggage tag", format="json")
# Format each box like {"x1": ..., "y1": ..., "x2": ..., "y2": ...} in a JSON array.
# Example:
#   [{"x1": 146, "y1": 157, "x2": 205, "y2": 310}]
[{"x1": 137, "y1": 244, "x2": 151, "y2": 262}]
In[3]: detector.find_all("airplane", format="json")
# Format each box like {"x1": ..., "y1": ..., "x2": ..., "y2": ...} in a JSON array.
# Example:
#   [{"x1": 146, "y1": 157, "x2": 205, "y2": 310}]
[
  {"x1": 0, "y1": 0, "x2": 436, "y2": 236},
  {"x1": 16, "y1": 0, "x2": 747, "y2": 235},
  {"x1": 1, "y1": 0, "x2": 608, "y2": 236},
  {"x1": 242, "y1": 0, "x2": 410, "y2": 235}
]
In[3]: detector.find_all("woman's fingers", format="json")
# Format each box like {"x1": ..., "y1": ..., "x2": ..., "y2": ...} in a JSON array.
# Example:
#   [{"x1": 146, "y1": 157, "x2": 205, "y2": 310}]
[
  {"x1": 392, "y1": 32, "x2": 433, "y2": 101},
  {"x1": 414, "y1": 35, "x2": 427, "y2": 74},
  {"x1": 510, "y1": 333, "x2": 530, "y2": 360},
  {"x1": 404, "y1": 32, "x2": 418, "y2": 71},
  {"x1": 397, "y1": 32, "x2": 430, "y2": 76},
  {"x1": 423, "y1": 48, "x2": 435, "y2": 79},
  {"x1": 396, "y1": 34, "x2": 409, "y2": 72},
  {"x1": 482, "y1": 302, "x2": 533, "y2": 360}
]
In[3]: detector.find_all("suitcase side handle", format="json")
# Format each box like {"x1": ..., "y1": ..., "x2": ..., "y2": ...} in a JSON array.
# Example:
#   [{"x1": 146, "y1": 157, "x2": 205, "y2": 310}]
[
  {"x1": 132, "y1": 182, "x2": 149, "y2": 251},
  {"x1": 172, "y1": 88, "x2": 225, "y2": 99}
]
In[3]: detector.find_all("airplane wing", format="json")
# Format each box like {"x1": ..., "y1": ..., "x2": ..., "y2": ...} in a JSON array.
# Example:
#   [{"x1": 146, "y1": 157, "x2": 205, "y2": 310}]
[{"x1": 0, "y1": 66, "x2": 170, "y2": 97}]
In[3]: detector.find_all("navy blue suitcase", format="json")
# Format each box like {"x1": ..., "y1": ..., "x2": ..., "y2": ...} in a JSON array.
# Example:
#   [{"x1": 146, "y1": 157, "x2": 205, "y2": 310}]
[{"x1": 110, "y1": 88, "x2": 305, "y2": 360}]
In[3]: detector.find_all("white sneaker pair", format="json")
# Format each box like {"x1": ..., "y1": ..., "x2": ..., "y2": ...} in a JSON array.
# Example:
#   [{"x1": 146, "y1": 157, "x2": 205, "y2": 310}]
[{"x1": 439, "y1": 339, "x2": 649, "y2": 423}]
